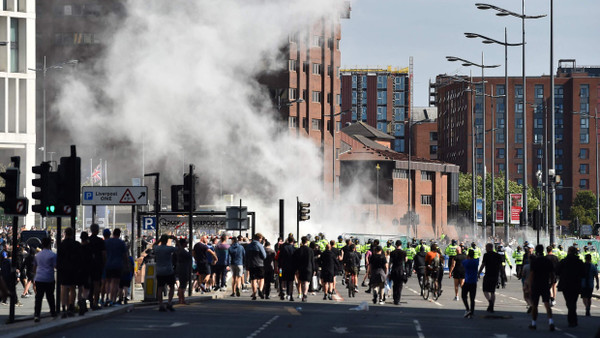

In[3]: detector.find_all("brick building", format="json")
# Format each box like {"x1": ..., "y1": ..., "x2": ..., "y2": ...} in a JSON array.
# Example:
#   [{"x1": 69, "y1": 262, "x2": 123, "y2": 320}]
[{"x1": 431, "y1": 60, "x2": 600, "y2": 224}]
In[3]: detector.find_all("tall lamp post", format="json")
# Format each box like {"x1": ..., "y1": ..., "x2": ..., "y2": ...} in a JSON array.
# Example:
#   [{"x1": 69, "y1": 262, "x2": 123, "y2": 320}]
[
  {"x1": 447, "y1": 55, "x2": 500, "y2": 240},
  {"x1": 464, "y1": 31, "x2": 522, "y2": 243},
  {"x1": 376, "y1": 163, "x2": 380, "y2": 224},
  {"x1": 325, "y1": 109, "x2": 350, "y2": 200},
  {"x1": 476, "y1": 1, "x2": 545, "y2": 232}
]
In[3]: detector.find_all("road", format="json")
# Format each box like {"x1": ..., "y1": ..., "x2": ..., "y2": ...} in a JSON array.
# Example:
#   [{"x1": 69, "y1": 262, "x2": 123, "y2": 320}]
[{"x1": 45, "y1": 273, "x2": 599, "y2": 338}]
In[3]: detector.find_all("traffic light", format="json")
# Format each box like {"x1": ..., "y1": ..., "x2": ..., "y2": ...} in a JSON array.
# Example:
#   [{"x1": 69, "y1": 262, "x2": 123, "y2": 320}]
[
  {"x1": 171, "y1": 185, "x2": 184, "y2": 212},
  {"x1": 297, "y1": 201, "x2": 310, "y2": 221},
  {"x1": 32, "y1": 162, "x2": 51, "y2": 216},
  {"x1": 182, "y1": 174, "x2": 197, "y2": 211},
  {"x1": 0, "y1": 168, "x2": 19, "y2": 214},
  {"x1": 532, "y1": 209, "x2": 542, "y2": 230},
  {"x1": 45, "y1": 172, "x2": 63, "y2": 216},
  {"x1": 58, "y1": 155, "x2": 81, "y2": 205}
]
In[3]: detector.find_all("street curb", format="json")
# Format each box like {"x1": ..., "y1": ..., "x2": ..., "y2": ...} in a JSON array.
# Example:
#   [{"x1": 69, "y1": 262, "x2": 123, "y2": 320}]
[{"x1": 3, "y1": 294, "x2": 219, "y2": 338}]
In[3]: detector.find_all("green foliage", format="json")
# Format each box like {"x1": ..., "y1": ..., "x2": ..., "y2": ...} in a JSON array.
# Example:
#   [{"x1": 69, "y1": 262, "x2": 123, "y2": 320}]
[{"x1": 570, "y1": 190, "x2": 597, "y2": 224}]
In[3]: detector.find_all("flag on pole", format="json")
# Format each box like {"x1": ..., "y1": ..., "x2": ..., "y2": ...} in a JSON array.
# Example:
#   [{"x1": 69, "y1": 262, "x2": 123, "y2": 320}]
[{"x1": 91, "y1": 163, "x2": 102, "y2": 184}]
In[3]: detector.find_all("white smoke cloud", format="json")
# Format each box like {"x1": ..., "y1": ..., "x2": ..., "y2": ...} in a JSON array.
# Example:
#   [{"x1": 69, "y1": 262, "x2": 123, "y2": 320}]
[{"x1": 55, "y1": 0, "x2": 368, "y2": 239}]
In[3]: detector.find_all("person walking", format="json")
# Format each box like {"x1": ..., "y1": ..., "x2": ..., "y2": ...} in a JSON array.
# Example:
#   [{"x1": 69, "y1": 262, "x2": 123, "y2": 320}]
[
  {"x1": 319, "y1": 244, "x2": 336, "y2": 300},
  {"x1": 293, "y1": 236, "x2": 315, "y2": 302},
  {"x1": 175, "y1": 238, "x2": 192, "y2": 305},
  {"x1": 478, "y1": 243, "x2": 502, "y2": 313},
  {"x1": 33, "y1": 237, "x2": 57, "y2": 322},
  {"x1": 154, "y1": 234, "x2": 177, "y2": 312},
  {"x1": 461, "y1": 249, "x2": 479, "y2": 318},
  {"x1": 526, "y1": 244, "x2": 555, "y2": 331},
  {"x1": 405, "y1": 244, "x2": 416, "y2": 278},
  {"x1": 263, "y1": 241, "x2": 276, "y2": 299},
  {"x1": 449, "y1": 246, "x2": 466, "y2": 301},
  {"x1": 389, "y1": 240, "x2": 407, "y2": 305},
  {"x1": 557, "y1": 246, "x2": 585, "y2": 327},
  {"x1": 88, "y1": 224, "x2": 105, "y2": 310},
  {"x1": 246, "y1": 233, "x2": 267, "y2": 300},
  {"x1": 77, "y1": 232, "x2": 93, "y2": 315},
  {"x1": 57, "y1": 227, "x2": 81, "y2": 317},
  {"x1": 213, "y1": 235, "x2": 230, "y2": 291},
  {"x1": 367, "y1": 246, "x2": 388, "y2": 305},
  {"x1": 545, "y1": 246, "x2": 560, "y2": 307},
  {"x1": 228, "y1": 236, "x2": 245, "y2": 297},
  {"x1": 278, "y1": 236, "x2": 296, "y2": 300},
  {"x1": 192, "y1": 235, "x2": 218, "y2": 293},
  {"x1": 581, "y1": 253, "x2": 599, "y2": 317},
  {"x1": 104, "y1": 228, "x2": 128, "y2": 307}
]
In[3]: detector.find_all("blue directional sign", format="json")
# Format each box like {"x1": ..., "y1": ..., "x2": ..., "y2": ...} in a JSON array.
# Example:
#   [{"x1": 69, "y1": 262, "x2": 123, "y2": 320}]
[{"x1": 143, "y1": 216, "x2": 156, "y2": 230}]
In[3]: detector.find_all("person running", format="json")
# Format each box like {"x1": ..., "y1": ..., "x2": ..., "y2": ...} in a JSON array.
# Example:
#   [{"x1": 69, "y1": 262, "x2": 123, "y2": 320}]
[
  {"x1": 278, "y1": 236, "x2": 296, "y2": 300},
  {"x1": 246, "y1": 233, "x2": 267, "y2": 300},
  {"x1": 88, "y1": 224, "x2": 105, "y2": 310},
  {"x1": 557, "y1": 246, "x2": 585, "y2": 327},
  {"x1": 57, "y1": 227, "x2": 81, "y2": 317},
  {"x1": 581, "y1": 253, "x2": 599, "y2": 317},
  {"x1": 319, "y1": 244, "x2": 336, "y2": 300},
  {"x1": 263, "y1": 241, "x2": 276, "y2": 299},
  {"x1": 545, "y1": 246, "x2": 559, "y2": 307},
  {"x1": 104, "y1": 228, "x2": 128, "y2": 307},
  {"x1": 449, "y1": 246, "x2": 466, "y2": 301},
  {"x1": 478, "y1": 243, "x2": 502, "y2": 313},
  {"x1": 228, "y1": 236, "x2": 245, "y2": 297},
  {"x1": 154, "y1": 234, "x2": 177, "y2": 312},
  {"x1": 389, "y1": 240, "x2": 407, "y2": 305},
  {"x1": 367, "y1": 246, "x2": 388, "y2": 305},
  {"x1": 33, "y1": 237, "x2": 57, "y2": 322},
  {"x1": 293, "y1": 236, "x2": 315, "y2": 302},
  {"x1": 193, "y1": 235, "x2": 218, "y2": 293},
  {"x1": 526, "y1": 244, "x2": 555, "y2": 331},
  {"x1": 175, "y1": 238, "x2": 192, "y2": 305}
]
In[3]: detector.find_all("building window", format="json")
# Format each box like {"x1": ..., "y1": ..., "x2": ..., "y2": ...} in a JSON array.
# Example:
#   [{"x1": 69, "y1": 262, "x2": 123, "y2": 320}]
[
  {"x1": 534, "y1": 134, "x2": 543, "y2": 144},
  {"x1": 430, "y1": 145, "x2": 437, "y2": 155},
  {"x1": 537, "y1": 148, "x2": 543, "y2": 159},
  {"x1": 517, "y1": 164, "x2": 523, "y2": 174},
  {"x1": 394, "y1": 76, "x2": 405, "y2": 91},
  {"x1": 311, "y1": 119, "x2": 322, "y2": 131},
  {"x1": 312, "y1": 63, "x2": 322, "y2": 75},
  {"x1": 288, "y1": 116, "x2": 297, "y2": 128},
  {"x1": 581, "y1": 133, "x2": 590, "y2": 144},
  {"x1": 289, "y1": 88, "x2": 297, "y2": 100},
  {"x1": 312, "y1": 91, "x2": 322, "y2": 103},
  {"x1": 534, "y1": 118, "x2": 543, "y2": 129},
  {"x1": 430, "y1": 132, "x2": 438, "y2": 141},
  {"x1": 580, "y1": 179, "x2": 588, "y2": 189},
  {"x1": 498, "y1": 163, "x2": 505, "y2": 172},
  {"x1": 377, "y1": 91, "x2": 387, "y2": 105},
  {"x1": 421, "y1": 195, "x2": 433, "y2": 205},
  {"x1": 497, "y1": 133, "x2": 505, "y2": 143},
  {"x1": 393, "y1": 92, "x2": 404, "y2": 106},
  {"x1": 476, "y1": 148, "x2": 483, "y2": 159},
  {"x1": 497, "y1": 148, "x2": 505, "y2": 159},
  {"x1": 580, "y1": 164, "x2": 588, "y2": 174},
  {"x1": 302, "y1": 117, "x2": 307, "y2": 129},
  {"x1": 376, "y1": 107, "x2": 386, "y2": 120},
  {"x1": 377, "y1": 76, "x2": 387, "y2": 89},
  {"x1": 393, "y1": 108, "x2": 405, "y2": 121},
  {"x1": 289, "y1": 59, "x2": 297, "y2": 72},
  {"x1": 556, "y1": 163, "x2": 563, "y2": 174},
  {"x1": 421, "y1": 171, "x2": 434, "y2": 181},
  {"x1": 10, "y1": 18, "x2": 18, "y2": 72},
  {"x1": 377, "y1": 122, "x2": 388, "y2": 132},
  {"x1": 515, "y1": 133, "x2": 523, "y2": 144},
  {"x1": 352, "y1": 76, "x2": 357, "y2": 89},
  {"x1": 516, "y1": 148, "x2": 523, "y2": 159},
  {"x1": 579, "y1": 148, "x2": 589, "y2": 159},
  {"x1": 327, "y1": 65, "x2": 332, "y2": 77},
  {"x1": 312, "y1": 35, "x2": 323, "y2": 47},
  {"x1": 393, "y1": 169, "x2": 408, "y2": 179},
  {"x1": 535, "y1": 85, "x2": 544, "y2": 98}
]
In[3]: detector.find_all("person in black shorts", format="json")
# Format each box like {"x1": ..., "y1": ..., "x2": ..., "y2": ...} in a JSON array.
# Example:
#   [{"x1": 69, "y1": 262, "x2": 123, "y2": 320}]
[
  {"x1": 449, "y1": 246, "x2": 466, "y2": 301},
  {"x1": 478, "y1": 243, "x2": 502, "y2": 313},
  {"x1": 87, "y1": 224, "x2": 105, "y2": 310},
  {"x1": 526, "y1": 244, "x2": 555, "y2": 331},
  {"x1": 57, "y1": 227, "x2": 82, "y2": 317},
  {"x1": 319, "y1": 244, "x2": 336, "y2": 300},
  {"x1": 192, "y1": 235, "x2": 218, "y2": 293},
  {"x1": 77, "y1": 232, "x2": 93, "y2": 315}
]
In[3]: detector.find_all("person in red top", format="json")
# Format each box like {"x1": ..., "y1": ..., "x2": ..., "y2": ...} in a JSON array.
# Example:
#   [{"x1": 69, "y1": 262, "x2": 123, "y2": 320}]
[{"x1": 425, "y1": 243, "x2": 441, "y2": 282}]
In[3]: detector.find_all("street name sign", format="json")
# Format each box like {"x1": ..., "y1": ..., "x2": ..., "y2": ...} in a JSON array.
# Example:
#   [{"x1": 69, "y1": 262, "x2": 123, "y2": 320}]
[{"x1": 82, "y1": 186, "x2": 148, "y2": 206}]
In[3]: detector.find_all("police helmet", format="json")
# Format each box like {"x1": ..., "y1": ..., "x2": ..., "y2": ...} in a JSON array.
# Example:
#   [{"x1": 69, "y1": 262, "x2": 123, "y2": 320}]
[
  {"x1": 451, "y1": 239, "x2": 457, "y2": 245},
  {"x1": 338, "y1": 235, "x2": 343, "y2": 240}
]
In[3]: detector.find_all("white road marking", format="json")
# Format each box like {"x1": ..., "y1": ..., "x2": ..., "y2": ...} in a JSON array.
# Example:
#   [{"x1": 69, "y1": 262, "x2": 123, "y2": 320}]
[
  {"x1": 413, "y1": 319, "x2": 425, "y2": 338},
  {"x1": 246, "y1": 315, "x2": 279, "y2": 338}
]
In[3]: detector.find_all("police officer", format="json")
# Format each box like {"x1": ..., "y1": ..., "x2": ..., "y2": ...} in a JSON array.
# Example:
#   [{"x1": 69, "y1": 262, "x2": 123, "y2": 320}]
[
  {"x1": 496, "y1": 244, "x2": 511, "y2": 288},
  {"x1": 587, "y1": 242, "x2": 599, "y2": 267},
  {"x1": 445, "y1": 239, "x2": 459, "y2": 274},
  {"x1": 405, "y1": 244, "x2": 416, "y2": 277},
  {"x1": 335, "y1": 236, "x2": 346, "y2": 250},
  {"x1": 513, "y1": 246, "x2": 524, "y2": 279},
  {"x1": 384, "y1": 240, "x2": 395, "y2": 256},
  {"x1": 470, "y1": 242, "x2": 482, "y2": 260}
]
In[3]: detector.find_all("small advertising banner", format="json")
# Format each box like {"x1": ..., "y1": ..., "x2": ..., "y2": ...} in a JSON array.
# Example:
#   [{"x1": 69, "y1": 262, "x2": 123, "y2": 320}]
[
  {"x1": 510, "y1": 193, "x2": 523, "y2": 225},
  {"x1": 495, "y1": 200, "x2": 504, "y2": 223},
  {"x1": 476, "y1": 198, "x2": 483, "y2": 223}
]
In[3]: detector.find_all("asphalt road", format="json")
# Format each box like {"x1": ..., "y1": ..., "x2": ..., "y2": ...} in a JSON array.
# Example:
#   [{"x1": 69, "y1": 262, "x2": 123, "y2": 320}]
[{"x1": 45, "y1": 273, "x2": 600, "y2": 338}]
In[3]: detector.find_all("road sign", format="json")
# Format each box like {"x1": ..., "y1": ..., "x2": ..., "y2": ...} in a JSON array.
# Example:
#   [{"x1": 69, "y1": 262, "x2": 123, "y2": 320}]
[
  {"x1": 580, "y1": 224, "x2": 593, "y2": 236},
  {"x1": 82, "y1": 186, "x2": 148, "y2": 205},
  {"x1": 143, "y1": 217, "x2": 156, "y2": 230},
  {"x1": 7, "y1": 198, "x2": 28, "y2": 216}
]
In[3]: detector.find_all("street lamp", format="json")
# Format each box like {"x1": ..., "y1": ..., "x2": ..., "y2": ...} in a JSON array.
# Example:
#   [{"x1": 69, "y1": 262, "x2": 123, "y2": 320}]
[
  {"x1": 447, "y1": 55, "x2": 500, "y2": 240},
  {"x1": 464, "y1": 31, "x2": 523, "y2": 243},
  {"x1": 407, "y1": 117, "x2": 434, "y2": 238},
  {"x1": 325, "y1": 109, "x2": 350, "y2": 200},
  {"x1": 29, "y1": 56, "x2": 79, "y2": 163},
  {"x1": 476, "y1": 1, "x2": 546, "y2": 233},
  {"x1": 574, "y1": 109, "x2": 600, "y2": 223}
]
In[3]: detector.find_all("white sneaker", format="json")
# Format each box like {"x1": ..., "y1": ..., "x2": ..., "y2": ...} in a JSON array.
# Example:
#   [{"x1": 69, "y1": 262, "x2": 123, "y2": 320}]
[
  {"x1": 551, "y1": 300, "x2": 556, "y2": 307},
  {"x1": 454, "y1": 296, "x2": 459, "y2": 301}
]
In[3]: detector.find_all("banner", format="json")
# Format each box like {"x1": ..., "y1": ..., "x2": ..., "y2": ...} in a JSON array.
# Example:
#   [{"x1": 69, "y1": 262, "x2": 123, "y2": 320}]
[
  {"x1": 495, "y1": 200, "x2": 504, "y2": 223},
  {"x1": 510, "y1": 193, "x2": 523, "y2": 225},
  {"x1": 476, "y1": 198, "x2": 483, "y2": 223}
]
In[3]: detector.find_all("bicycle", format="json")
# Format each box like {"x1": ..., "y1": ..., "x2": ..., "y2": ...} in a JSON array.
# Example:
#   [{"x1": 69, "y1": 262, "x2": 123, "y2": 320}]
[{"x1": 423, "y1": 269, "x2": 442, "y2": 301}]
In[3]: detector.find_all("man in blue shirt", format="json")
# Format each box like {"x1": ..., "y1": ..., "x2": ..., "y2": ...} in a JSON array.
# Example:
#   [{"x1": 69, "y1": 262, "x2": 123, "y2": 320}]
[{"x1": 461, "y1": 249, "x2": 480, "y2": 318}]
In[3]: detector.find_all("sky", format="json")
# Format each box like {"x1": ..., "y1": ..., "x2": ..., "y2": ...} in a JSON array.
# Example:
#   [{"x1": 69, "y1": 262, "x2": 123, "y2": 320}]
[{"x1": 340, "y1": 0, "x2": 600, "y2": 107}]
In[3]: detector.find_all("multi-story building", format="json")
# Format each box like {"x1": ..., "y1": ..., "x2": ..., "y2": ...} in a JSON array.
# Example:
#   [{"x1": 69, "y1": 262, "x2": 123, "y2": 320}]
[
  {"x1": 411, "y1": 106, "x2": 438, "y2": 160},
  {"x1": 340, "y1": 67, "x2": 411, "y2": 153},
  {"x1": 0, "y1": 0, "x2": 36, "y2": 227},
  {"x1": 431, "y1": 59, "x2": 600, "y2": 225}
]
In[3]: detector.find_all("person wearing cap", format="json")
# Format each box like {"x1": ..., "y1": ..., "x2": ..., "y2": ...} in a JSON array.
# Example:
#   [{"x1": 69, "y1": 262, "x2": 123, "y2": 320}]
[
  {"x1": 470, "y1": 242, "x2": 481, "y2": 260},
  {"x1": 588, "y1": 242, "x2": 599, "y2": 267},
  {"x1": 513, "y1": 246, "x2": 525, "y2": 280},
  {"x1": 525, "y1": 244, "x2": 555, "y2": 331},
  {"x1": 335, "y1": 236, "x2": 346, "y2": 250}
]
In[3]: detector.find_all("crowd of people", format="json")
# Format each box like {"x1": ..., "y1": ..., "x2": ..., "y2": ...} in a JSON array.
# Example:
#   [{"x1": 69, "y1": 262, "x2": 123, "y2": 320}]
[{"x1": 0, "y1": 225, "x2": 598, "y2": 330}]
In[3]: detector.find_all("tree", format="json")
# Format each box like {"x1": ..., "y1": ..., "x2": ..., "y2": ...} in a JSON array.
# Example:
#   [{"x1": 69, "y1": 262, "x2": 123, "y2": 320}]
[{"x1": 570, "y1": 190, "x2": 596, "y2": 224}]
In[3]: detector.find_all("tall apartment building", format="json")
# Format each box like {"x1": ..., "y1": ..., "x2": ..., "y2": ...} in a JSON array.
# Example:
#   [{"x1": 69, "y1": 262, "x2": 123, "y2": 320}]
[
  {"x1": 0, "y1": 0, "x2": 36, "y2": 227},
  {"x1": 431, "y1": 60, "x2": 600, "y2": 224},
  {"x1": 340, "y1": 67, "x2": 411, "y2": 153}
]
